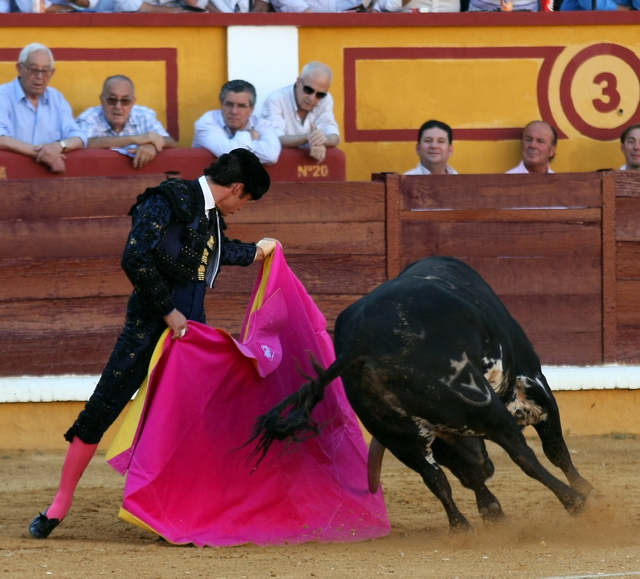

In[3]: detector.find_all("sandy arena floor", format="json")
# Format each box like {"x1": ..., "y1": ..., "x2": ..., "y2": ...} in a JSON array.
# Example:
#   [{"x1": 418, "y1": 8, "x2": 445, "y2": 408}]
[{"x1": 1, "y1": 434, "x2": 639, "y2": 579}]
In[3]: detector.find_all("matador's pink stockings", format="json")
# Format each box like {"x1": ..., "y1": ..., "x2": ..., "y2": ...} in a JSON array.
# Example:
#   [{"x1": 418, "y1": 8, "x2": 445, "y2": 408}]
[{"x1": 46, "y1": 437, "x2": 99, "y2": 521}]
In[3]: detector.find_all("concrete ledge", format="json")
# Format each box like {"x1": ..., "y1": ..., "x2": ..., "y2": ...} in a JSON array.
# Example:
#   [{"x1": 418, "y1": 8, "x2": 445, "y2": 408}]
[{"x1": 1, "y1": 366, "x2": 639, "y2": 404}]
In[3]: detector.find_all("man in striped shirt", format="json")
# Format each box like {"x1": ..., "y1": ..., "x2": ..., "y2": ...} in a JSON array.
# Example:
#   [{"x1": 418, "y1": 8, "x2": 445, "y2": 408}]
[{"x1": 76, "y1": 75, "x2": 177, "y2": 169}]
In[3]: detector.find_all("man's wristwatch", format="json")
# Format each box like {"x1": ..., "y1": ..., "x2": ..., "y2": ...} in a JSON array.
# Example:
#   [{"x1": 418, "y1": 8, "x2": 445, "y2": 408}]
[{"x1": 58, "y1": 140, "x2": 67, "y2": 153}]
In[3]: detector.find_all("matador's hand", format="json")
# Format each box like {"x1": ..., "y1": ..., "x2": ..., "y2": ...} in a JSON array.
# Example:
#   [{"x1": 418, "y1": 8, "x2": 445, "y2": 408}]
[{"x1": 163, "y1": 309, "x2": 189, "y2": 339}]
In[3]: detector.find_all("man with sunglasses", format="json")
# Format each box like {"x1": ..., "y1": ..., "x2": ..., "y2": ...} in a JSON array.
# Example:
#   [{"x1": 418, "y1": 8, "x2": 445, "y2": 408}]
[
  {"x1": 76, "y1": 75, "x2": 177, "y2": 169},
  {"x1": 261, "y1": 62, "x2": 340, "y2": 163},
  {"x1": 0, "y1": 43, "x2": 86, "y2": 173}
]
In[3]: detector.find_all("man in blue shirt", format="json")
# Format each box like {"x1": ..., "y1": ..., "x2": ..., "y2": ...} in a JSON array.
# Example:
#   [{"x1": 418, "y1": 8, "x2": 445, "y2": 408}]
[
  {"x1": 0, "y1": 43, "x2": 86, "y2": 173},
  {"x1": 76, "y1": 75, "x2": 177, "y2": 169}
]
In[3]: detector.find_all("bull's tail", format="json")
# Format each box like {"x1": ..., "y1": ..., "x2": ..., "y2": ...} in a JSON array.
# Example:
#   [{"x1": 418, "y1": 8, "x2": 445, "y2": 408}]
[{"x1": 246, "y1": 353, "x2": 349, "y2": 466}]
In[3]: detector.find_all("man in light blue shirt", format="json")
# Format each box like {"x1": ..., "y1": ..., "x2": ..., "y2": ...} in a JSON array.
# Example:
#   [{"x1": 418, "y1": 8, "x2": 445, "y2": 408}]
[
  {"x1": 76, "y1": 75, "x2": 177, "y2": 169},
  {"x1": 0, "y1": 43, "x2": 86, "y2": 173}
]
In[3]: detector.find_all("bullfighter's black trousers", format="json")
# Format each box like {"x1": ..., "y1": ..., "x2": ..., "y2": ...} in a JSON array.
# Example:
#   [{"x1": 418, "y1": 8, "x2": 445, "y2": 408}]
[{"x1": 65, "y1": 281, "x2": 207, "y2": 445}]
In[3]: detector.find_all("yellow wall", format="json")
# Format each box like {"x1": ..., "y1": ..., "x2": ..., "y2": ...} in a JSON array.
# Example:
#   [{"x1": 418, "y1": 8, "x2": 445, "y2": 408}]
[
  {"x1": 0, "y1": 390, "x2": 637, "y2": 451},
  {"x1": 299, "y1": 24, "x2": 640, "y2": 179},
  {"x1": 1, "y1": 21, "x2": 638, "y2": 178}
]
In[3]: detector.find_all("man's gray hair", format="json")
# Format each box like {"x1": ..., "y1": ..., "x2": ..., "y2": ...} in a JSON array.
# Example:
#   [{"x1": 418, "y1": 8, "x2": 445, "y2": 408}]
[
  {"x1": 219, "y1": 80, "x2": 256, "y2": 107},
  {"x1": 19, "y1": 43, "x2": 55, "y2": 68},
  {"x1": 300, "y1": 61, "x2": 332, "y2": 82},
  {"x1": 102, "y1": 75, "x2": 135, "y2": 95}
]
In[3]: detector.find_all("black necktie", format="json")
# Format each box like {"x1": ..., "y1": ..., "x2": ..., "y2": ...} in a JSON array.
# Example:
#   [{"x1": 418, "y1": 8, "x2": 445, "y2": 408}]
[{"x1": 205, "y1": 209, "x2": 221, "y2": 288}]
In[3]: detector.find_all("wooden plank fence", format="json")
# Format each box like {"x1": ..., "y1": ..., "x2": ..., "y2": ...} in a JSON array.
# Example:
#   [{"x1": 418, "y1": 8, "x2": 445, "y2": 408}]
[{"x1": 1, "y1": 171, "x2": 638, "y2": 377}]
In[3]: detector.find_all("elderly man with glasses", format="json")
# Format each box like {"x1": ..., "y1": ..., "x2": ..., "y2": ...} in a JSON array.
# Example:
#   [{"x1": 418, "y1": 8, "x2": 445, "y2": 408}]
[
  {"x1": 0, "y1": 43, "x2": 86, "y2": 173},
  {"x1": 76, "y1": 75, "x2": 177, "y2": 169},
  {"x1": 193, "y1": 79, "x2": 281, "y2": 165},
  {"x1": 261, "y1": 62, "x2": 340, "y2": 164}
]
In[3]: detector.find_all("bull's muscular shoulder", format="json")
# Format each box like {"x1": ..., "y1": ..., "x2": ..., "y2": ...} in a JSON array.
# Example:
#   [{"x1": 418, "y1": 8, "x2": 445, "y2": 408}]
[{"x1": 129, "y1": 178, "x2": 203, "y2": 224}]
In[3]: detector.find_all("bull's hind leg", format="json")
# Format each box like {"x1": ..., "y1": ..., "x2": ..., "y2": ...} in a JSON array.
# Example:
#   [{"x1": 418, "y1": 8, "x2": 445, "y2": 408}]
[
  {"x1": 386, "y1": 436, "x2": 472, "y2": 532},
  {"x1": 432, "y1": 437, "x2": 505, "y2": 522},
  {"x1": 519, "y1": 376, "x2": 594, "y2": 495}
]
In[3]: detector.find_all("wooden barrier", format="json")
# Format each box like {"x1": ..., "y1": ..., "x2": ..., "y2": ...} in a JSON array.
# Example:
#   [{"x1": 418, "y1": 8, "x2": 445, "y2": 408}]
[
  {"x1": 0, "y1": 147, "x2": 346, "y2": 182},
  {"x1": 377, "y1": 170, "x2": 640, "y2": 367},
  {"x1": 0, "y1": 175, "x2": 384, "y2": 377},
  {"x1": 1, "y1": 171, "x2": 639, "y2": 378}
]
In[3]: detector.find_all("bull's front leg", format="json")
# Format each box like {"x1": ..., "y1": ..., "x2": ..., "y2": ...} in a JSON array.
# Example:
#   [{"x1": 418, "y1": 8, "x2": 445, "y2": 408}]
[{"x1": 533, "y1": 416, "x2": 594, "y2": 496}]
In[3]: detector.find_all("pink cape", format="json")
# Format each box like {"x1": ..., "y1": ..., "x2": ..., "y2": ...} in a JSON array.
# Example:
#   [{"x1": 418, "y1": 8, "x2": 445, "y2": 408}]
[{"x1": 106, "y1": 247, "x2": 390, "y2": 546}]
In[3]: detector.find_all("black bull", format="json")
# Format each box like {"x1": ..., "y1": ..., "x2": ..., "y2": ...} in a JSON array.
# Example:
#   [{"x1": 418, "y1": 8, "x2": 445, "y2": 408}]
[{"x1": 249, "y1": 256, "x2": 594, "y2": 530}]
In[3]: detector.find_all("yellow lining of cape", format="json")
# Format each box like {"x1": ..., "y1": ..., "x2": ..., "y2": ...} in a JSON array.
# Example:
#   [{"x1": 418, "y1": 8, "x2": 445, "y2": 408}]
[
  {"x1": 105, "y1": 328, "x2": 172, "y2": 462},
  {"x1": 242, "y1": 252, "x2": 274, "y2": 342}
]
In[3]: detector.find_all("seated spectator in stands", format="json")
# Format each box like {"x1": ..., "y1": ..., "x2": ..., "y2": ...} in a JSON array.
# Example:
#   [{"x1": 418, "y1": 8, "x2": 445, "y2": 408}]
[
  {"x1": 560, "y1": 0, "x2": 635, "y2": 10},
  {"x1": 405, "y1": 120, "x2": 457, "y2": 175},
  {"x1": 506, "y1": 121, "x2": 557, "y2": 174},
  {"x1": 469, "y1": 0, "x2": 537, "y2": 9},
  {"x1": 76, "y1": 75, "x2": 177, "y2": 170},
  {"x1": 0, "y1": 43, "x2": 85, "y2": 174},
  {"x1": 372, "y1": 0, "x2": 459, "y2": 11},
  {"x1": 269, "y1": 0, "x2": 362, "y2": 12},
  {"x1": 261, "y1": 62, "x2": 339, "y2": 164},
  {"x1": 620, "y1": 124, "x2": 640, "y2": 171},
  {"x1": 193, "y1": 80, "x2": 281, "y2": 165},
  {"x1": 103, "y1": 0, "x2": 204, "y2": 11},
  {"x1": 198, "y1": 0, "x2": 269, "y2": 10}
]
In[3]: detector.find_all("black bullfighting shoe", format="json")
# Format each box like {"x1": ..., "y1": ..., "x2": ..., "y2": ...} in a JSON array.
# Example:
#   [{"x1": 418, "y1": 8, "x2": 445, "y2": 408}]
[{"x1": 29, "y1": 511, "x2": 62, "y2": 539}]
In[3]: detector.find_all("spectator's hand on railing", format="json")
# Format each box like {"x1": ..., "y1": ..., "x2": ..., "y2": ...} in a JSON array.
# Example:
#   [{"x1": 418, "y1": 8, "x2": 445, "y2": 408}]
[
  {"x1": 34, "y1": 142, "x2": 67, "y2": 174},
  {"x1": 132, "y1": 143, "x2": 158, "y2": 169},
  {"x1": 307, "y1": 124, "x2": 328, "y2": 147},
  {"x1": 251, "y1": 0, "x2": 271, "y2": 10},
  {"x1": 309, "y1": 144, "x2": 327, "y2": 163},
  {"x1": 137, "y1": 132, "x2": 165, "y2": 152}
]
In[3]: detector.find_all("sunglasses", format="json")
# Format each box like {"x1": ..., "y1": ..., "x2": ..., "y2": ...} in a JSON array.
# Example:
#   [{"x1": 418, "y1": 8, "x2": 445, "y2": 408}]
[
  {"x1": 105, "y1": 97, "x2": 133, "y2": 106},
  {"x1": 302, "y1": 85, "x2": 327, "y2": 99}
]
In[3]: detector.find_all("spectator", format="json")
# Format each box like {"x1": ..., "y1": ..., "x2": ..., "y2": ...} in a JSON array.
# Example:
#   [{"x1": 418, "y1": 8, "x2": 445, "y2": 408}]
[
  {"x1": 261, "y1": 62, "x2": 340, "y2": 163},
  {"x1": 620, "y1": 124, "x2": 640, "y2": 171},
  {"x1": 76, "y1": 75, "x2": 177, "y2": 170},
  {"x1": 193, "y1": 80, "x2": 281, "y2": 165},
  {"x1": 372, "y1": 0, "x2": 459, "y2": 11},
  {"x1": 12, "y1": 0, "x2": 94, "y2": 11},
  {"x1": 560, "y1": 0, "x2": 635, "y2": 10},
  {"x1": 0, "y1": 43, "x2": 86, "y2": 174},
  {"x1": 469, "y1": 0, "x2": 537, "y2": 10},
  {"x1": 405, "y1": 120, "x2": 458, "y2": 175},
  {"x1": 269, "y1": 0, "x2": 361, "y2": 12},
  {"x1": 506, "y1": 121, "x2": 557, "y2": 174}
]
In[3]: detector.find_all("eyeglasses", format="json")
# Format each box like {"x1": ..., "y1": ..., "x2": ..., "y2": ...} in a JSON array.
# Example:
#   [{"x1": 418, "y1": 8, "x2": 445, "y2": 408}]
[
  {"x1": 302, "y1": 85, "x2": 327, "y2": 99},
  {"x1": 21, "y1": 64, "x2": 54, "y2": 78},
  {"x1": 104, "y1": 97, "x2": 133, "y2": 106}
]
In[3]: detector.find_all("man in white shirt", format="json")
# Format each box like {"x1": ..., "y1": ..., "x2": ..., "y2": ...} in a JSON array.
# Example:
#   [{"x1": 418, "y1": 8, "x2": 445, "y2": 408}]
[
  {"x1": 261, "y1": 62, "x2": 340, "y2": 163},
  {"x1": 404, "y1": 120, "x2": 458, "y2": 176},
  {"x1": 507, "y1": 121, "x2": 557, "y2": 174},
  {"x1": 620, "y1": 124, "x2": 640, "y2": 171},
  {"x1": 193, "y1": 80, "x2": 281, "y2": 165}
]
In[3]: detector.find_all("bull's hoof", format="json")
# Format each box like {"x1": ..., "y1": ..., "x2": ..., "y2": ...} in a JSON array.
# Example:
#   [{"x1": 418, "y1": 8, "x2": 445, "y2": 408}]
[
  {"x1": 564, "y1": 490, "x2": 587, "y2": 516},
  {"x1": 479, "y1": 503, "x2": 507, "y2": 522},
  {"x1": 449, "y1": 516, "x2": 473, "y2": 533}
]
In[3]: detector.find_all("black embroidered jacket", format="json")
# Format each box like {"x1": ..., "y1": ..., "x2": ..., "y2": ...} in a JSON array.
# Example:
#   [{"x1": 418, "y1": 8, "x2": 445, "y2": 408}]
[{"x1": 122, "y1": 178, "x2": 257, "y2": 317}]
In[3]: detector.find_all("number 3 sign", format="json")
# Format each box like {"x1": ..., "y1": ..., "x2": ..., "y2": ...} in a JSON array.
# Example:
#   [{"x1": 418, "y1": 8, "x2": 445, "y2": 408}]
[{"x1": 560, "y1": 43, "x2": 640, "y2": 141}]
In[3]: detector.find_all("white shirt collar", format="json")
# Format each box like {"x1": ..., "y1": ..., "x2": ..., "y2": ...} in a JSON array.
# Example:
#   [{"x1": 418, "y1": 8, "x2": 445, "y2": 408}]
[{"x1": 198, "y1": 175, "x2": 215, "y2": 211}]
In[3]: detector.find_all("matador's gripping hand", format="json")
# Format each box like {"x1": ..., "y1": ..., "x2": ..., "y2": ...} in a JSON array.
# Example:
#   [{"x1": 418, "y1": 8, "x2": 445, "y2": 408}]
[{"x1": 163, "y1": 308, "x2": 189, "y2": 340}]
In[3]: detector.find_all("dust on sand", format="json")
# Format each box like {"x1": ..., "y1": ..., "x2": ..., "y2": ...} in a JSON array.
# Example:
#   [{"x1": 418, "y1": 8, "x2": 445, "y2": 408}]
[{"x1": 1, "y1": 435, "x2": 639, "y2": 579}]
